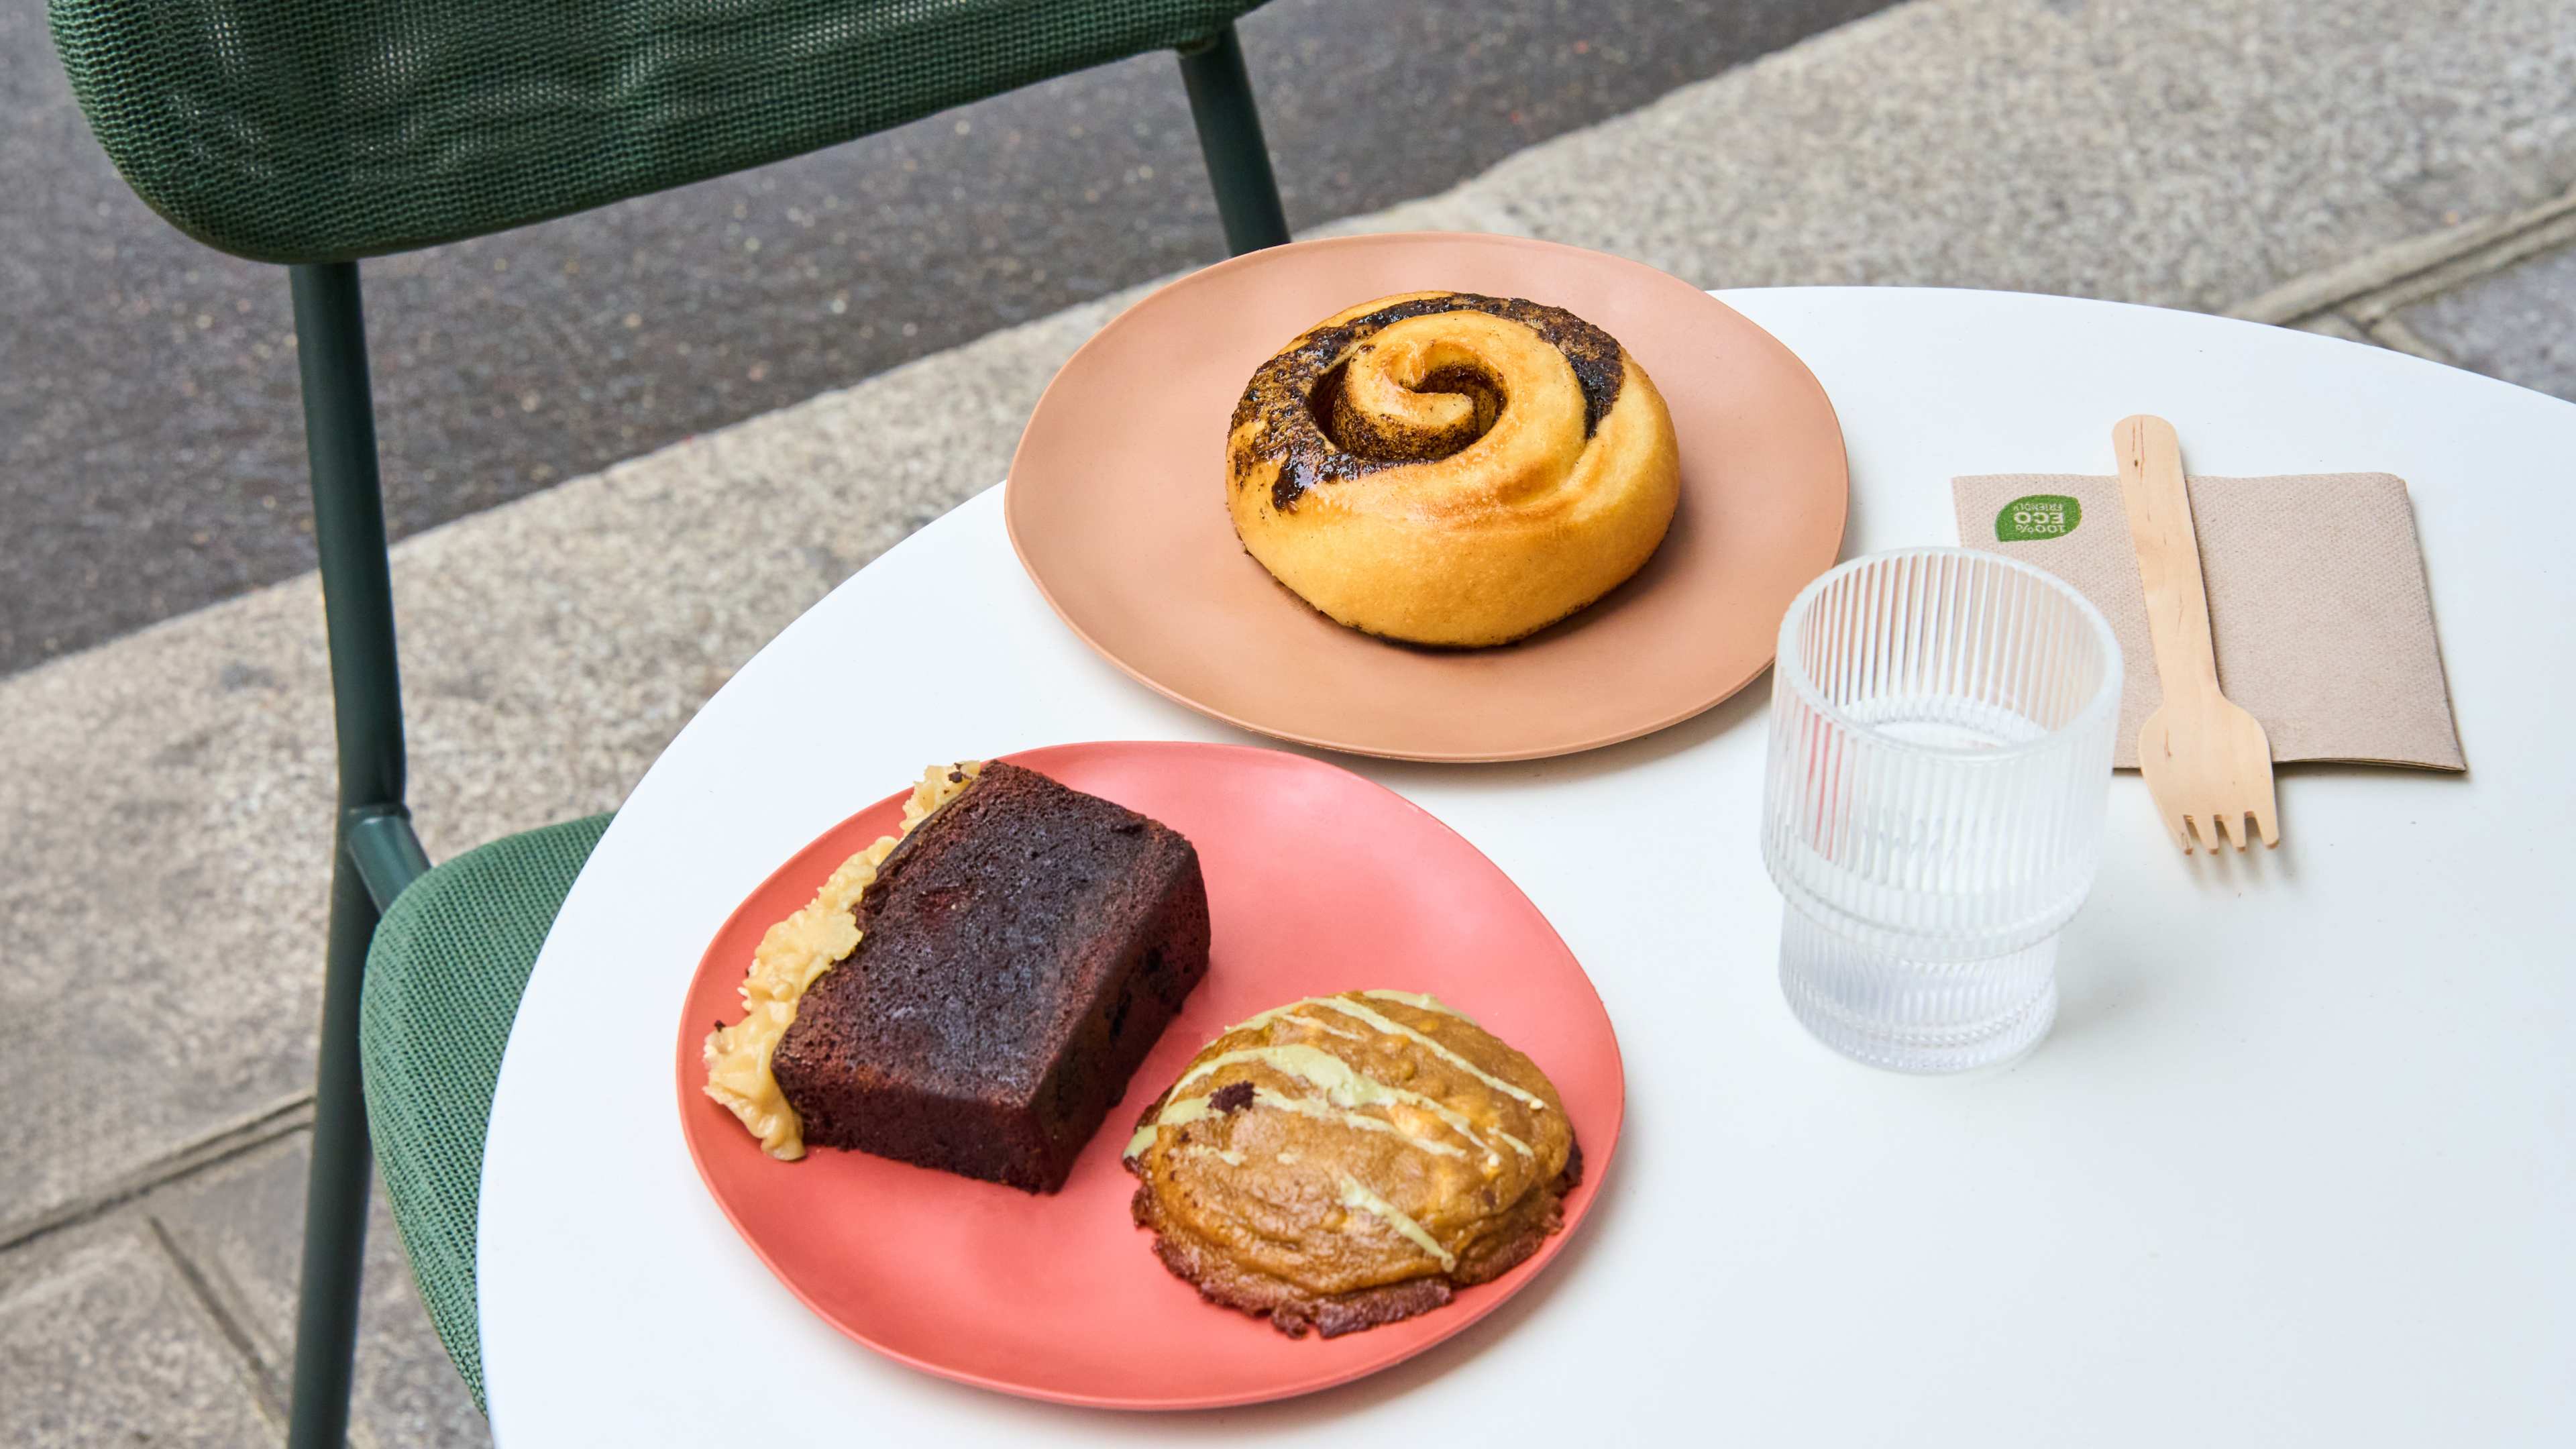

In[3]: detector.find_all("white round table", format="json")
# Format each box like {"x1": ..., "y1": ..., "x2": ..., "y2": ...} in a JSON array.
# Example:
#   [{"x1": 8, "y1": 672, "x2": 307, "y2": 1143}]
[{"x1": 480, "y1": 288, "x2": 2576, "y2": 1445}]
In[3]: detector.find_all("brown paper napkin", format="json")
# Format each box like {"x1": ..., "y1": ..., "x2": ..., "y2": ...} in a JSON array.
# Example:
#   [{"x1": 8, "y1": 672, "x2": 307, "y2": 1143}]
[{"x1": 1953, "y1": 473, "x2": 2464, "y2": 771}]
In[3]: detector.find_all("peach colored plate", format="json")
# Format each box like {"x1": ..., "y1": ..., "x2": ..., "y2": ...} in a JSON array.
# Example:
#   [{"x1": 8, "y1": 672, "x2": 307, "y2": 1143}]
[
  {"x1": 1004, "y1": 232, "x2": 1848, "y2": 762},
  {"x1": 675, "y1": 741, "x2": 1623, "y2": 1410}
]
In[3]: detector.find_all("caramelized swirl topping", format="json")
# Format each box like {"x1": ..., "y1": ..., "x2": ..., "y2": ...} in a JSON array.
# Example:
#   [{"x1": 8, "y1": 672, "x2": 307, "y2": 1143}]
[{"x1": 1231, "y1": 292, "x2": 1627, "y2": 513}]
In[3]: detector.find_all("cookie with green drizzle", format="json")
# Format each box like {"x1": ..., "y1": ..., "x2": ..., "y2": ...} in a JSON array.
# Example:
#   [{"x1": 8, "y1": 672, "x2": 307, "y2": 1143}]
[{"x1": 1124, "y1": 990, "x2": 1580, "y2": 1337}]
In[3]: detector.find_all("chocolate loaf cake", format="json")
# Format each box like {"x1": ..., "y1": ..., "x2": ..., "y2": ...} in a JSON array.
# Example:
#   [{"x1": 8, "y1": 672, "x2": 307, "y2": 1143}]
[{"x1": 769, "y1": 761, "x2": 1210, "y2": 1193}]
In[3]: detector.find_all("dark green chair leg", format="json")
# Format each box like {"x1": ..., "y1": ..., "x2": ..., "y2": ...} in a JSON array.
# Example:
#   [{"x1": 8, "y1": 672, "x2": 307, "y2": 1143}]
[
  {"x1": 293, "y1": 853, "x2": 376, "y2": 1449},
  {"x1": 1177, "y1": 23, "x2": 1290, "y2": 255},
  {"x1": 286, "y1": 258, "x2": 416, "y2": 1449}
]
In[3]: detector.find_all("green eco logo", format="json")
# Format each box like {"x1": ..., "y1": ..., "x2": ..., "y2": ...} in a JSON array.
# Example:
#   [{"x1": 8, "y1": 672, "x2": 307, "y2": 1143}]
[{"x1": 1996, "y1": 494, "x2": 2082, "y2": 542}]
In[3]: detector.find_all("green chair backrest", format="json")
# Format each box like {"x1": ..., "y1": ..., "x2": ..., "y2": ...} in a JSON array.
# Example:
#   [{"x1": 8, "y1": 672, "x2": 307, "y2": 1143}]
[{"x1": 50, "y1": 0, "x2": 1268, "y2": 264}]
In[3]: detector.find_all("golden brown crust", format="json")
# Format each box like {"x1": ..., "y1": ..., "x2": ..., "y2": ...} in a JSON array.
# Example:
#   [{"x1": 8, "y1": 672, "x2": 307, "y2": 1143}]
[
  {"x1": 1123, "y1": 991, "x2": 1579, "y2": 1337},
  {"x1": 1131, "y1": 1142, "x2": 1582, "y2": 1337},
  {"x1": 1224, "y1": 291, "x2": 1680, "y2": 648}
]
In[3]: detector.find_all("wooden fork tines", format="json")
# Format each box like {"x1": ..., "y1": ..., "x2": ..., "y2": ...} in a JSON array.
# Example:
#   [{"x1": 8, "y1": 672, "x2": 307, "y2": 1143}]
[{"x1": 2112, "y1": 415, "x2": 2281, "y2": 852}]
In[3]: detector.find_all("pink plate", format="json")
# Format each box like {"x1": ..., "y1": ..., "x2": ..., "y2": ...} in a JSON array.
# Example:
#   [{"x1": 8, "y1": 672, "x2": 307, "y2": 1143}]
[
  {"x1": 1004, "y1": 232, "x2": 1849, "y2": 762},
  {"x1": 675, "y1": 741, "x2": 1623, "y2": 1410}
]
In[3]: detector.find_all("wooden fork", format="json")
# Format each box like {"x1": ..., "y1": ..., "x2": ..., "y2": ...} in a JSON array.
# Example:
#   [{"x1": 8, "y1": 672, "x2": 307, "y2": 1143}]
[{"x1": 2112, "y1": 415, "x2": 2280, "y2": 852}]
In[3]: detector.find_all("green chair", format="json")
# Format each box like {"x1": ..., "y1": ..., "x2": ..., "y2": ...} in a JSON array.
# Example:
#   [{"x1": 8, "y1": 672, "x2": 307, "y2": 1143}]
[{"x1": 46, "y1": 3, "x2": 1290, "y2": 1442}]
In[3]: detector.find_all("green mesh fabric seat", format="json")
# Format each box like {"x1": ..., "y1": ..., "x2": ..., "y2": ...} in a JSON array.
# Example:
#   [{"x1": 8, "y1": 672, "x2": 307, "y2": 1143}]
[
  {"x1": 358, "y1": 813, "x2": 612, "y2": 1413},
  {"x1": 55, "y1": 0, "x2": 1273, "y2": 262},
  {"x1": 52, "y1": 1, "x2": 1293, "y2": 1440}
]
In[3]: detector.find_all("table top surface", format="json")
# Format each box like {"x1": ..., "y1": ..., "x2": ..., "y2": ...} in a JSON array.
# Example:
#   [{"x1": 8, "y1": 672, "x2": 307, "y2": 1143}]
[{"x1": 480, "y1": 286, "x2": 2576, "y2": 1446}]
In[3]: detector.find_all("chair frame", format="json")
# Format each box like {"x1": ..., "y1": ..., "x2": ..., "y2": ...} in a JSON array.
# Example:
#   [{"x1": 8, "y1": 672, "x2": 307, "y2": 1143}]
[{"x1": 278, "y1": 27, "x2": 1285, "y2": 1446}]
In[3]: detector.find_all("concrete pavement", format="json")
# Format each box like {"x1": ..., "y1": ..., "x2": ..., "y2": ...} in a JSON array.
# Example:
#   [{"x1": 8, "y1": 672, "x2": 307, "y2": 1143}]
[{"x1": 4, "y1": 1, "x2": 2574, "y2": 1443}]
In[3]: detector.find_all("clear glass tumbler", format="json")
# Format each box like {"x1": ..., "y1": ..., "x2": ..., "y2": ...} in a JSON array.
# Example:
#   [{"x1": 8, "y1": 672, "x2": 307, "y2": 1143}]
[{"x1": 1761, "y1": 547, "x2": 2122, "y2": 1073}]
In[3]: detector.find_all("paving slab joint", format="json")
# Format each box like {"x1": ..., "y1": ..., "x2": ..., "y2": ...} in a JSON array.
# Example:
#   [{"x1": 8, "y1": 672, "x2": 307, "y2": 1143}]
[
  {"x1": 146, "y1": 1212, "x2": 290, "y2": 1436},
  {"x1": 2357, "y1": 314, "x2": 2453, "y2": 365},
  {"x1": 2232, "y1": 183, "x2": 2576, "y2": 327},
  {"x1": 0, "y1": 1093, "x2": 317, "y2": 1254}
]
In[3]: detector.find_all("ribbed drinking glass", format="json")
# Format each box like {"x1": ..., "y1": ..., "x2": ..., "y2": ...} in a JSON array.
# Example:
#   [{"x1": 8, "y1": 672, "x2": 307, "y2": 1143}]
[{"x1": 1762, "y1": 547, "x2": 2122, "y2": 1073}]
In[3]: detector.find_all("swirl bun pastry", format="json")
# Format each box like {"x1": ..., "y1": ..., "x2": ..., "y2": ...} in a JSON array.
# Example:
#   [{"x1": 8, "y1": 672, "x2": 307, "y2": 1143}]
[
  {"x1": 1124, "y1": 990, "x2": 1579, "y2": 1338},
  {"x1": 1226, "y1": 290, "x2": 1680, "y2": 647}
]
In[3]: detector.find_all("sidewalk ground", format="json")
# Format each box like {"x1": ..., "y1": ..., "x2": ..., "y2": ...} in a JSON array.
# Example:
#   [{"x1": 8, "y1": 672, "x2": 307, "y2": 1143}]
[{"x1": 3, "y1": 2, "x2": 2571, "y2": 1443}]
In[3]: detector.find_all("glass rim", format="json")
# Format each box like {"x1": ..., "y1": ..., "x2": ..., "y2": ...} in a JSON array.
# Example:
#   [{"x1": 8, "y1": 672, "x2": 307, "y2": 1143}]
[{"x1": 1773, "y1": 545, "x2": 2124, "y2": 763}]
